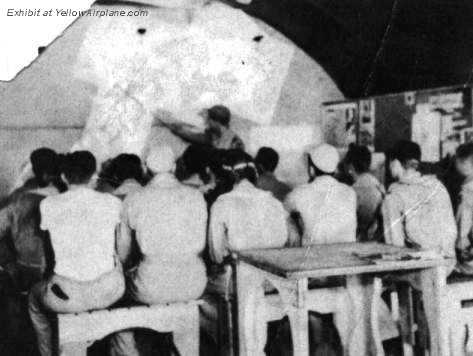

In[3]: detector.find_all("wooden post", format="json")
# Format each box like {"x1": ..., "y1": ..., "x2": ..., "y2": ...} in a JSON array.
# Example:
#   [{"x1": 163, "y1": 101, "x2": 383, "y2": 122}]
[
  {"x1": 236, "y1": 262, "x2": 266, "y2": 356},
  {"x1": 420, "y1": 265, "x2": 448, "y2": 356},
  {"x1": 287, "y1": 278, "x2": 309, "y2": 356},
  {"x1": 346, "y1": 275, "x2": 370, "y2": 356}
]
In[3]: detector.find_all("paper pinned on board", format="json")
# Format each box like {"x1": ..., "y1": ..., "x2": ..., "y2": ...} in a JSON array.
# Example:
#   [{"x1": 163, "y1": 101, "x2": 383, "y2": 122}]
[{"x1": 411, "y1": 104, "x2": 441, "y2": 162}]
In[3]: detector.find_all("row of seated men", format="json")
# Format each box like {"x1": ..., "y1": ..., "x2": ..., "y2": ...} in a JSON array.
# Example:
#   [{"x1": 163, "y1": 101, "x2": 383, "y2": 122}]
[{"x1": 2, "y1": 136, "x2": 473, "y2": 356}]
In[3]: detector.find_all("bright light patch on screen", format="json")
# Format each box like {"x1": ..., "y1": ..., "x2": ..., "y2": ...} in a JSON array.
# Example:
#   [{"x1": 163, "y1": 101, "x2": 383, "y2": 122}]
[{"x1": 248, "y1": 124, "x2": 321, "y2": 153}]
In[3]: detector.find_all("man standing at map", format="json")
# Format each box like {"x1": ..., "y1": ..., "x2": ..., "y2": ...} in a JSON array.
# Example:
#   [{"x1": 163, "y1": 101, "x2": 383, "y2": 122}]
[{"x1": 160, "y1": 105, "x2": 245, "y2": 150}]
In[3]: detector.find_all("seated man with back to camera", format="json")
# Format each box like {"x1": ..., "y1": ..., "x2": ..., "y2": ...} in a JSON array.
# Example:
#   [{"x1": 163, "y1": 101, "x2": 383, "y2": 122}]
[
  {"x1": 285, "y1": 143, "x2": 357, "y2": 246},
  {"x1": 1, "y1": 148, "x2": 66, "y2": 209},
  {"x1": 202, "y1": 149, "x2": 289, "y2": 350},
  {"x1": 28, "y1": 151, "x2": 125, "y2": 356},
  {"x1": 382, "y1": 140, "x2": 456, "y2": 260},
  {"x1": 0, "y1": 148, "x2": 65, "y2": 291},
  {"x1": 111, "y1": 145, "x2": 208, "y2": 356},
  {"x1": 343, "y1": 144, "x2": 385, "y2": 242},
  {"x1": 254, "y1": 146, "x2": 292, "y2": 202},
  {"x1": 284, "y1": 144, "x2": 357, "y2": 352},
  {"x1": 0, "y1": 148, "x2": 64, "y2": 344},
  {"x1": 382, "y1": 140, "x2": 457, "y2": 351},
  {"x1": 285, "y1": 143, "x2": 398, "y2": 350}
]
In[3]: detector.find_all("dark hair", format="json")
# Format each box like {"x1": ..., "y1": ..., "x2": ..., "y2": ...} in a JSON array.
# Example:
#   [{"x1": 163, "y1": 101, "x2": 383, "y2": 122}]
[
  {"x1": 221, "y1": 149, "x2": 258, "y2": 185},
  {"x1": 387, "y1": 140, "x2": 421, "y2": 165},
  {"x1": 456, "y1": 143, "x2": 473, "y2": 160},
  {"x1": 62, "y1": 151, "x2": 96, "y2": 185},
  {"x1": 30, "y1": 148, "x2": 60, "y2": 184},
  {"x1": 207, "y1": 105, "x2": 231, "y2": 127},
  {"x1": 113, "y1": 154, "x2": 143, "y2": 184},
  {"x1": 97, "y1": 159, "x2": 115, "y2": 190},
  {"x1": 345, "y1": 144, "x2": 372, "y2": 173},
  {"x1": 203, "y1": 149, "x2": 235, "y2": 206},
  {"x1": 176, "y1": 144, "x2": 215, "y2": 182},
  {"x1": 255, "y1": 147, "x2": 279, "y2": 173}
]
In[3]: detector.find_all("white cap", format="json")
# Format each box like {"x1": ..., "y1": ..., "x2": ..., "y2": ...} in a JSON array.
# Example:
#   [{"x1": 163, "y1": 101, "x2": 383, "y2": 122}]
[
  {"x1": 146, "y1": 145, "x2": 175, "y2": 173},
  {"x1": 308, "y1": 143, "x2": 340, "y2": 174}
]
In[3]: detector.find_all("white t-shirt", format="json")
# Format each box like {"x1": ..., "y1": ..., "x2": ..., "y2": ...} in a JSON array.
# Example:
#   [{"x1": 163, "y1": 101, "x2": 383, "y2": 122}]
[
  {"x1": 209, "y1": 180, "x2": 288, "y2": 263},
  {"x1": 40, "y1": 187, "x2": 122, "y2": 281},
  {"x1": 285, "y1": 175, "x2": 357, "y2": 245},
  {"x1": 122, "y1": 173, "x2": 208, "y2": 303}
]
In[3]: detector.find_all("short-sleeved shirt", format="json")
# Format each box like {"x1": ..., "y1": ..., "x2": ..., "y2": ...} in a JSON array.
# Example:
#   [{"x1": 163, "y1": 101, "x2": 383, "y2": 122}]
[
  {"x1": 352, "y1": 173, "x2": 385, "y2": 242},
  {"x1": 0, "y1": 186, "x2": 58, "y2": 269},
  {"x1": 40, "y1": 187, "x2": 122, "y2": 281},
  {"x1": 382, "y1": 173, "x2": 456, "y2": 258},
  {"x1": 209, "y1": 180, "x2": 288, "y2": 264},
  {"x1": 122, "y1": 173, "x2": 207, "y2": 303},
  {"x1": 285, "y1": 176, "x2": 357, "y2": 245}
]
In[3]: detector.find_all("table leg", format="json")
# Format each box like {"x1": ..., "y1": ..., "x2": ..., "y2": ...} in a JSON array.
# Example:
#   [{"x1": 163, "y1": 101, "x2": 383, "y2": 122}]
[
  {"x1": 287, "y1": 308, "x2": 309, "y2": 356},
  {"x1": 333, "y1": 290, "x2": 351, "y2": 354},
  {"x1": 346, "y1": 275, "x2": 367, "y2": 356},
  {"x1": 286, "y1": 279, "x2": 309, "y2": 356},
  {"x1": 370, "y1": 277, "x2": 385, "y2": 356},
  {"x1": 419, "y1": 266, "x2": 448, "y2": 356},
  {"x1": 346, "y1": 275, "x2": 382, "y2": 356},
  {"x1": 236, "y1": 262, "x2": 266, "y2": 356}
]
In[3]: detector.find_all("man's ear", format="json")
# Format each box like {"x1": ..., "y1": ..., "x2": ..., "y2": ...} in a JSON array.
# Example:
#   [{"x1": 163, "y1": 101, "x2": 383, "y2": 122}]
[{"x1": 60, "y1": 173, "x2": 68, "y2": 185}]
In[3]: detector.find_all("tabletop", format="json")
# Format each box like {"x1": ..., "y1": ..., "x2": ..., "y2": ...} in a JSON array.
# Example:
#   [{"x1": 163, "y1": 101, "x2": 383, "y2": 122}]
[{"x1": 236, "y1": 242, "x2": 452, "y2": 279}]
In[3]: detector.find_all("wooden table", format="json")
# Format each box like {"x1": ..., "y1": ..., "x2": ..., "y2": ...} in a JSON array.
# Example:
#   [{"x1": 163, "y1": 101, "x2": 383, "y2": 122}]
[{"x1": 235, "y1": 242, "x2": 452, "y2": 356}]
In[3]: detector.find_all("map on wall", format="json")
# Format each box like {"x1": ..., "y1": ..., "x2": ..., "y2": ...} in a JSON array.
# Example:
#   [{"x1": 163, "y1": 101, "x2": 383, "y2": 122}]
[{"x1": 72, "y1": 3, "x2": 295, "y2": 161}]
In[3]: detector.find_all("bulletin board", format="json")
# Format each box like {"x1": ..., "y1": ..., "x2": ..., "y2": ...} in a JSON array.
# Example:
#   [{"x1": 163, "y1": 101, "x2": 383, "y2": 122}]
[
  {"x1": 321, "y1": 101, "x2": 358, "y2": 149},
  {"x1": 323, "y1": 85, "x2": 473, "y2": 159},
  {"x1": 322, "y1": 85, "x2": 473, "y2": 203}
]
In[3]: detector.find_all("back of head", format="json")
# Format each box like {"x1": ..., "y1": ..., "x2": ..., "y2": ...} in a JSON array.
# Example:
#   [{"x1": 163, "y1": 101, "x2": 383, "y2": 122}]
[
  {"x1": 30, "y1": 147, "x2": 60, "y2": 185},
  {"x1": 97, "y1": 158, "x2": 118, "y2": 190},
  {"x1": 221, "y1": 149, "x2": 258, "y2": 185},
  {"x1": 455, "y1": 143, "x2": 473, "y2": 179},
  {"x1": 345, "y1": 144, "x2": 372, "y2": 174},
  {"x1": 146, "y1": 145, "x2": 175, "y2": 174},
  {"x1": 112, "y1": 153, "x2": 143, "y2": 184},
  {"x1": 308, "y1": 143, "x2": 340, "y2": 175},
  {"x1": 255, "y1": 146, "x2": 279, "y2": 173},
  {"x1": 62, "y1": 151, "x2": 97, "y2": 185},
  {"x1": 207, "y1": 105, "x2": 231, "y2": 127},
  {"x1": 456, "y1": 142, "x2": 473, "y2": 161},
  {"x1": 388, "y1": 140, "x2": 421, "y2": 167},
  {"x1": 176, "y1": 144, "x2": 214, "y2": 181}
]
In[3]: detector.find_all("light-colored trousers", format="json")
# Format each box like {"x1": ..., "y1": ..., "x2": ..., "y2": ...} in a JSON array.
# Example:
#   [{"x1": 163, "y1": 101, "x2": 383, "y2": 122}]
[
  {"x1": 28, "y1": 266, "x2": 125, "y2": 356},
  {"x1": 110, "y1": 262, "x2": 207, "y2": 356}
]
